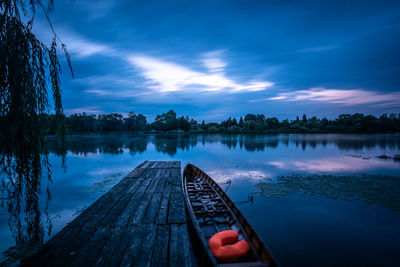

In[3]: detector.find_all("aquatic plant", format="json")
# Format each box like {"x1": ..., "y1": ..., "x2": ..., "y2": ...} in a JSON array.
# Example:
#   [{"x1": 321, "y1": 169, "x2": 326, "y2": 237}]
[{"x1": 254, "y1": 174, "x2": 400, "y2": 211}]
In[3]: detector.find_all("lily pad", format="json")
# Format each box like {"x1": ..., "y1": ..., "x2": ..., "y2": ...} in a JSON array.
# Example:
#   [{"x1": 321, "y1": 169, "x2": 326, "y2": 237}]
[{"x1": 254, "y1": 174, "x2": 400, "y2": 211}]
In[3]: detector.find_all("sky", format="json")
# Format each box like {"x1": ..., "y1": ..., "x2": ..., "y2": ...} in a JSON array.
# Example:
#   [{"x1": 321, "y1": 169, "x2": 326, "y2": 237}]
[{"x1": 34, "y1": 0, "x2": 400, "y2": 121}]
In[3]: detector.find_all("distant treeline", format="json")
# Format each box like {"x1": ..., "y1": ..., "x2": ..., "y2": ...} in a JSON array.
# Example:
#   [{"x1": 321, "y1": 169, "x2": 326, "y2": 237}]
[{"x1": 40, "y1": 110, "x2": 400, "y2": 134}]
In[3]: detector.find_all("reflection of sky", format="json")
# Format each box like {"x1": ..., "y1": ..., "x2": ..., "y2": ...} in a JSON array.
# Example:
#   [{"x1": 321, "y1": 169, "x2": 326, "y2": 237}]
[
  {"x1": 207, "y1": 169, "x2": 273, "y2": 183},
  {"x1": 1, "y1": 134, "x2": 400, "y2": 263},
  {"x1": 268, "y1": 155, "x2": 400, "y2": 173}
]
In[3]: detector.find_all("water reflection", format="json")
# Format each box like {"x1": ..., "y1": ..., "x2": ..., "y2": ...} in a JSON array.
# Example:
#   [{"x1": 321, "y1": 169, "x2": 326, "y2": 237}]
[
  {"x1": 268, "y1": 155, "x2": 400, "y2": 172},
  {"x1": 1, "y1": 133, "x2": 399, "y2": 264},
  {"x1": 45, "y1": 134, "x2": 400, "y2": 156}
]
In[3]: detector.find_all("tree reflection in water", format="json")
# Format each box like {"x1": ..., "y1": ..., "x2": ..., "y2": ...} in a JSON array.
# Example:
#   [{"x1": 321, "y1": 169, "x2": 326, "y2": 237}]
[
  {"x1": 0, "y1": 143, "x2": 63, "y2": 262},
  {"x1": 43, "y1": 134, "x2": 400, "y2": 156},
  {"x1": 1, "y1": 133, "x2": 399, "y2": 262}
]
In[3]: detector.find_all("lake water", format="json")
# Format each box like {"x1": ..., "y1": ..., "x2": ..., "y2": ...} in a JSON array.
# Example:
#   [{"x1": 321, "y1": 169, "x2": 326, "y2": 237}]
[{"x1": 1, "y1": 134, "x2": 400, "y2": 266}]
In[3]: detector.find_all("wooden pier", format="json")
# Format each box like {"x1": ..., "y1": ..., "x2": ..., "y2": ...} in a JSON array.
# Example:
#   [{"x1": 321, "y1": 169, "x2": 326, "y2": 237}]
[{"x1": 22, "y1": 161, "x2": 192, "y2": 267}]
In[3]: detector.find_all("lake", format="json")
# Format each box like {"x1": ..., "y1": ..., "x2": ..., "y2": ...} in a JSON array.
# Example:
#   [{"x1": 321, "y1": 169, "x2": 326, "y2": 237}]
[{"x1": 1, "y1": 134, "x2": 400, "y2": 266}]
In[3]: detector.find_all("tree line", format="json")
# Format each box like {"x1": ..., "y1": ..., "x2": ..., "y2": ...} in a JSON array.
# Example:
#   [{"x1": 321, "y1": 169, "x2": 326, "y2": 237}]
[{"x1": 40, "y1": 110, "x2": 400, "y2": 134}]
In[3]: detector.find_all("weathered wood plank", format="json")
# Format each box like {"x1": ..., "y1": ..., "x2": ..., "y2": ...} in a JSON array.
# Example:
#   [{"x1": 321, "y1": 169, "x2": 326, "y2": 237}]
[
  {"x1": 141, "y1": 161, "x2": 151, "y2": 168},
  {"x1": 136, "y1": 160, "x2": 148, "y2": 168},
  {"x1": 120, "y1": 224, "x2": 157, "y2": 267},
  {"x1": 23, "y1": 181, "x2": 136, "y2": 266},
  {"x1": 150, "y1": 225, "x2": 170, "y2": 267},
  {"x1": 154, "y1": 176, "x2": 167, "y2": 193},
  {"x1": 126, "y1": 166, "x2": 147, "y2": 178},
  {"x1": 70, "y1": 226, "x2": 112, "y2": 267},
  {"x1": 143, "y1": 193, "x2": 163, "y2": 224},
  {"x1": 168, "y1": 192, "x2": 186, "y2": 224},
  {"x1": 22, "y1": 161, "x2": 189, "y2": 267},
  {"x1": 146, "y1": 169, "x2": 164, "y2": 192},
  {"x1": 22, "y1": 175, "x2": 147, "y2": 266},
  {"x1": 169, "y1": 224, "x2": 192, "y2": 267},
  {"x1": 93, "y1": 226, "x2": 133, "y2": 267},
  {"x1": 114, "y1": 169, "x2": 161, "y2": 226},
  {"x1": 156, "y1": 190, "x2": 170, "y2": 225}
]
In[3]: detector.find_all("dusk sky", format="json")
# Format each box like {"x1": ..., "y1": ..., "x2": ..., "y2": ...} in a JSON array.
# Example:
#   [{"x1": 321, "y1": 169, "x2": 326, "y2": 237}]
[{"x1": 35, "y1": 0, "x2": 400, "y2": 121}]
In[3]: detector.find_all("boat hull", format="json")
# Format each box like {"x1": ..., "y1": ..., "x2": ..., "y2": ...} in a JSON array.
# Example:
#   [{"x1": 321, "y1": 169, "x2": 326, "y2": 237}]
[{"x1": 183, "y1": 163, "x2": 277, "y2": 267}]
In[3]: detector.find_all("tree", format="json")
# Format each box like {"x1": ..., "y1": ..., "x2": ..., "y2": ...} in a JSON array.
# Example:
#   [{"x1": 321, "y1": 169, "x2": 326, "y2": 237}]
[
  {"x1": 239, "y1": 117, "x2": 244, "y2": 127},
  {"x1": 0, "y1": 0, "x2": 72, "y2": 258},
  {"x1": 152, "y1": 110, "x2": 178, "y2": 131},
  {"x1": 201, "y1": 120, "x2": 206, "y2": 129}
]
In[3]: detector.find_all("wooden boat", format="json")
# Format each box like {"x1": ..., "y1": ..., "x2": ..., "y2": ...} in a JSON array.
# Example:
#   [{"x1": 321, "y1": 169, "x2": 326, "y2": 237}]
[{"x1": 183, "y1": 163, "x2": 277, "y2": 267}]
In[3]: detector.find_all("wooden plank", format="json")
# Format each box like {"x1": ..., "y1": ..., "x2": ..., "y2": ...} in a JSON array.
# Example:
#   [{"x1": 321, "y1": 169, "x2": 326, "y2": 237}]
[
  {"x1": 173, "y1": 161, "x2": 181, "y2": 168},
  {"x1": 156, "y1": 190, "x2": 170, "y2": 225},
  {"x1": 166, "y1": 175, "x2": 181, "y2": 193},
  {"x1": 146, "y1": 169, "x2": 164, "y2": 193},
  {"x1": 22, "y1": 161, "x2": 189, "y2": 267},
  {"x1": 141, "y1": 161, "x2": 151, "y2": 168},
  {"x1": 127, "y1": 170, "x2": 164, "y2": 225},
  {"x1": 130, "y1": 194, "x2": 152, "y2": 225},
  {"x1": 24, "y1": 173, "x2": 148, "y2": 266},
  {"x1": 151, "y1": 161, "x2": 160, "y2": 168},
  {"x1": 168, "y1": 192, "x2": 186, "y2": 224},
  {"x1": 143, "y1": 193, "x2": 163, "y2": 224},
  {"x1": 113, "y1": 172, "x2": 157, "y2": 226},
  {"x1": 67, "y1": 176, "x2": 138, "y2": 228},
  {"x1": 150, "y1": 225, "x2": 170, "y2": 267},
  {"x1": 92, "y1": 226, "x2": 133, "y2": 267},
  {"x1": 70, "y1": 226, "x2": 112, "y2": 266},
  {"x1": 23, "y1": 181, "x2": 135, "y2": 266},
  {"x1": 169, "y1": 224, "x2": 192, "y2": 267},
  {"x1": 136, "y1": 160, "x2": 148, "y2": 168},
  {"x1": 154, "y1": 176, "x2": 167, "y2": 193},
  {"x1": 120, "y1": 224, "x2": 157, "y2": 267},
  {"x1": 126, "y1": 167, "x2": 147, "y2": 178}
]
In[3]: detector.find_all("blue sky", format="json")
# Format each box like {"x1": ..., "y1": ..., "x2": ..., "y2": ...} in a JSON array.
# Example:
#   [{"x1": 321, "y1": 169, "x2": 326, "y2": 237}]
[{"x1": 35, "y1": 0, "x2": 400, "y2": 121}]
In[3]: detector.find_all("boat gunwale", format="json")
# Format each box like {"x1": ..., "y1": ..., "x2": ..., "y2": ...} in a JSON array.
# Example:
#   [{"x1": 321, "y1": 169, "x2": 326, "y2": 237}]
[{"x1": 183, "y1": 163, "x2": 277, "y2": 267}]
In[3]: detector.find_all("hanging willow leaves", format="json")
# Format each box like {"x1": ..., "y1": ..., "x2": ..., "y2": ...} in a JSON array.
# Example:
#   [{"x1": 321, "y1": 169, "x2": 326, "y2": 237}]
[{"x1": 0, "y1": 0, "x2": 72, "y2": 261}]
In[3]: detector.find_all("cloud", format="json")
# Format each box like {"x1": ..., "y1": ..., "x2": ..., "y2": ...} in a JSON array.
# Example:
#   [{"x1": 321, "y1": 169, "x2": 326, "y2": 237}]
[
  {"x1": 127, "y1": 55, "x2": 273, "y2": 93},
  {"x1": 84, "y1": 89, "x2": 113, "y2": 96},
  {"x1": 80, "y1": 0, "x2": 114, "y2": 20},
  {"x1": 202, "y1": 51, "x2": 227, "y2": 73},
  {"x1": 261, "y1": 87, "x2": 400, "y2": 106},
  {"x1": 57, "y1": 32, "x2": 272, "y2": 96},
  {"x1": 297, "y1": 45, "x2": 337, "y2": 53},
  {"x1": 61, "y1": 33, "x2": 116, "y2": 59}
]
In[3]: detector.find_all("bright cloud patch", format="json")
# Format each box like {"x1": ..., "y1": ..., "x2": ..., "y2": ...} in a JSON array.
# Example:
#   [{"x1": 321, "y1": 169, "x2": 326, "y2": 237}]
[
  {"x1": 202, "y1": 51, "x2": 227, "y2": 73},
  {"x1": 128, "y1": 55, "x2": 273, "y2": 93},
  {"x1": 264, "y1": 88, "x2": 400, "y2": 106},
  {"x1": 62, "y1": 33, "x2": 115, "y2": 59}
]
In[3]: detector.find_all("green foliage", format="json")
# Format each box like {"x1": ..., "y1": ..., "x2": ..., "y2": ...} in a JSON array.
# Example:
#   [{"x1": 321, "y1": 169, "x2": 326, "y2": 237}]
[
  {"x1": 40, "y1": 111, "x2": 400, "y2": 134},
  {"x1": 0, "y1": 0, "x2": 71, "y2": 260}
]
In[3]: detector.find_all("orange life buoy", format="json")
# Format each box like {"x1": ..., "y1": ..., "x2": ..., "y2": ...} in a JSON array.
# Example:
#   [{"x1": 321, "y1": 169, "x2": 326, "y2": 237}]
[{"x1": 208, "y1": 230, "x2": 250, "y2": 260}]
